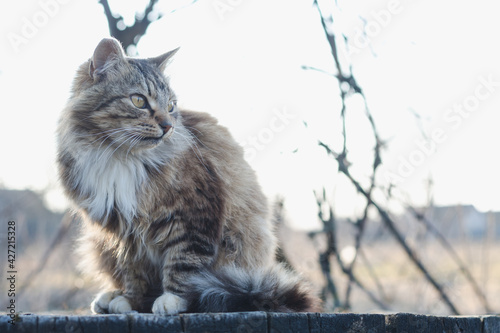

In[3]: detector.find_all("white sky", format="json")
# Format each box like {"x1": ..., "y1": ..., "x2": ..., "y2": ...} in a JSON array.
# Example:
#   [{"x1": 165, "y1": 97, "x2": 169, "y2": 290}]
[{"x1": 1, "y1": 0, "x2": 499, "y2": 229}]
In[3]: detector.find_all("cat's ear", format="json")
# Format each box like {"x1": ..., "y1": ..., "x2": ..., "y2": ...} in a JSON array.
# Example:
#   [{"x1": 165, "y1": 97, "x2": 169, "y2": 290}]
[
  {"x1": 150, "y1": 47, "x2": 180, "y2": 72},
  {"x1": 89, "y1": 38, "x2": 125, "y2": 80}
]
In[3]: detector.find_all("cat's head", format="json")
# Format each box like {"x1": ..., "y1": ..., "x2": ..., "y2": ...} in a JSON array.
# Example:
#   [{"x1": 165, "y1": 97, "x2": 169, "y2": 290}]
[{"x1": 69, "y1": 37, "x2": 181, "y2": 153}]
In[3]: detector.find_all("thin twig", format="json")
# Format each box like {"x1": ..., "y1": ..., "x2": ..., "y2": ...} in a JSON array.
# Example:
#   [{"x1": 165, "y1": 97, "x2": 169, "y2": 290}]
[
  {"x1": 311, "y1": 192, "x2": 389, "y2": 311},
  {"x1": 319, "y1": 141, "x2": 460, "y2": 315},
  {"x1": 312, "y1": 190, "x2": 341, "y2": 309},
  {"x1": 358, "y1": 248, "x2": 388, "y2": 301},
  {"x1": 17, "y1": 212, "x2": 74, "y2": 298},
  {"x1": 407, "y1": 206, "x2": 492, "y2": 313},
  {"x1": 311, "y1": 0, "x2": 461, "y2": 315}
]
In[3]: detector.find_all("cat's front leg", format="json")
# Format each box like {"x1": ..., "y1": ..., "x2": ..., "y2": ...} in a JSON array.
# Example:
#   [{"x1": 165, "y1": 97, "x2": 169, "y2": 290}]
[
  {"x1": 152, "y1": 227, "x2": 218, "y2": 314},
  {"x1": 92, "y1": 269, "x2": 149, "y2": 314},
  {"x1": 152, "y1": 292, "x2": 187, "y2": 315},
  {"x1": 91, "y1": 290, "x2": 136, "y2": 314}
]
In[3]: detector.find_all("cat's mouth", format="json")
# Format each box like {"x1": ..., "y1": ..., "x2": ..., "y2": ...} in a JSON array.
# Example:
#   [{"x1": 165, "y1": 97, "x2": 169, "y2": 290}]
[
  {"x1": 141, "y1": 128, "x2": 174, "y2": 146},
  {"x1": 142, "y1": 136, "x2": 163, "y2": 144}
]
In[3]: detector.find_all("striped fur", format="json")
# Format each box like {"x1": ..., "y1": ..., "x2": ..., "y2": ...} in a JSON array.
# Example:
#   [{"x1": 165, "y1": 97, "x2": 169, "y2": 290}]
[
  {"x1": 184, "y1": 265, "x2": 319, "y2": 313},
  {"x1": 57, "y1": 38, "x2": 320, "y2": 314}
]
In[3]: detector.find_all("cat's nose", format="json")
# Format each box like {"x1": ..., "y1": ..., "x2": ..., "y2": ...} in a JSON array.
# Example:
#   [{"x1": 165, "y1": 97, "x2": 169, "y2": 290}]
[{"x1": 159, "y1": 120, "x2": 173, "y2": 134}]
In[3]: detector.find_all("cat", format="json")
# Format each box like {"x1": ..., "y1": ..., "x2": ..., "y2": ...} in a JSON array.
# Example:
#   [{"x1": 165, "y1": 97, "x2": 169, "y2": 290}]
[{"x1": 57, "y1": 37, "x2": 320, "y2": 314}]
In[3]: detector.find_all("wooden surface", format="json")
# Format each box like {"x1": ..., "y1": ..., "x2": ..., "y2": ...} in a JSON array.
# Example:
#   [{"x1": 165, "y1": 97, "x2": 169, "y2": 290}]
[{"x1": 1, "y1": 312, "x2": 499, "y2": 332}]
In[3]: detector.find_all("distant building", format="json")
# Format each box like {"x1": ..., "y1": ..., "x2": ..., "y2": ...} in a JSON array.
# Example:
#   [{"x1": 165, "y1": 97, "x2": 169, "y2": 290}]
[{"x1": 425, "y1": 205, "x2": 500, "y2": 239}]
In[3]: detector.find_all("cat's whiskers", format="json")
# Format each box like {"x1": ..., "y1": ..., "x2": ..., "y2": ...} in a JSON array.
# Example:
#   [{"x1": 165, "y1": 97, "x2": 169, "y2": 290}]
[
  {"x1": 124, "y1": 133, "x2": 145, "y2": 161},
  {"x1": 97, "y1": 131, "x2": 135, "y2": 163},
  {"x1": 75, "y1": 128, "x2": 132, "y2": 154},
  {"x1": 94, "y1": 134, "x2": 124, "y2": 162},
  {"x1": 72, "y1": 127, "x2": 124, "y2": 137},
  {"x1": 73, "y1": 128, "x2": 130, "y2": 140},
  {"x1": 182, "y1": 125, "x2": 220, "y2": 154},
  {"x1": 93, "y1": 132, "x2": 130, "y2": 153},
  {"x1": 175, "y1": 131, "x2": 212, "y2": 176},
  {"x1": 103, "y1": 131, "x2": 142, "y2": 165},
  {"x1": 96, "y1": 130, "x2": 131, "y2": 150}
]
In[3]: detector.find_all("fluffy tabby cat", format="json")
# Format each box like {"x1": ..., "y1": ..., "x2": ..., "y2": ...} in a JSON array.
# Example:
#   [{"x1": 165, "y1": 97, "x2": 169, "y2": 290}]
[{"x1": 57, "y1": 37, "x2": 320, "y2": 314}]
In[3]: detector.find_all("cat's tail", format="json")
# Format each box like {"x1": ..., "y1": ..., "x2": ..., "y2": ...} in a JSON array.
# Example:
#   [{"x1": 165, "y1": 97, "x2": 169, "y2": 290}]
[{"x1": 184, "y1": 264, "x2": 321, "y2": 313}]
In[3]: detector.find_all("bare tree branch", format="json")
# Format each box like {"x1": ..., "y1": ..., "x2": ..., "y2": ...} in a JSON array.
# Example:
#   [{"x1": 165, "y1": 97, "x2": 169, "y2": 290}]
[
  {"x1": 273, "y1": 197, "x2": 295, "y2": 271},
  {"x1": 407, "y1": 206, "x2": 492, "y2": 313},
  {"x1": 99, "y1": 0, "x2": 161, "y2": 54},
  {"x1": 319, "y1": 141, "x2": 460, "y2": 315},
  {"x1": 310, "y1": 191, "x2": 389, "y2": 311},
  {"x1": 17, "y1": 212, "x2": 74, "y2": 298},
  {"x1": 308, "y1": 0, "x2": 462, "y2": 315},
  {"x1": 358, "y1": 248, "x2": 388, "y2": 302}
]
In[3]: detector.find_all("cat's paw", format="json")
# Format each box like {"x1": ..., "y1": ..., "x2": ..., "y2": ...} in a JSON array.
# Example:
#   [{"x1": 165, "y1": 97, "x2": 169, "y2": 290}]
[
  {"x1": 152, "y1": 292, "x2": 187, "y2": 315},
  {"x1": 109, "y1": 296, "x2": 135, "y2": 314},
  {"x1": 91, "y1": 290, "x2": 120, "y2": 314},
  {"x1": 91, "y1": 290, "x2": 136, "y2": 314}
]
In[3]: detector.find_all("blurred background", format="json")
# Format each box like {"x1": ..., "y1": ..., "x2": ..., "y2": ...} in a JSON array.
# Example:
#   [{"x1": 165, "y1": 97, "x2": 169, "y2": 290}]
[{"x1": 0, "y1": 0, "x2": 499, "y2": 315}]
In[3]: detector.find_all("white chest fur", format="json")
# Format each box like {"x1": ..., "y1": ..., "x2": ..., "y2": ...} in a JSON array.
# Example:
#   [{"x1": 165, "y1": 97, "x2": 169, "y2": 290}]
[
  {"x1": 74, "y1": 149, "x2": 148, "y2": 223},
  {"x1": 66, "y1": 125, "x2": 192, "y2": 224}
]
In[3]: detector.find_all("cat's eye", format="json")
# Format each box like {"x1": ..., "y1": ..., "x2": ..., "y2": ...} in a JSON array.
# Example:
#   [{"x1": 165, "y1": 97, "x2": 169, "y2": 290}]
[
  {"x1": 167, "y1": 100, "x2": 177, "y2": 113},
  {"x1": 131, "y1": 94, "x2": 147, "y2": 109}
]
